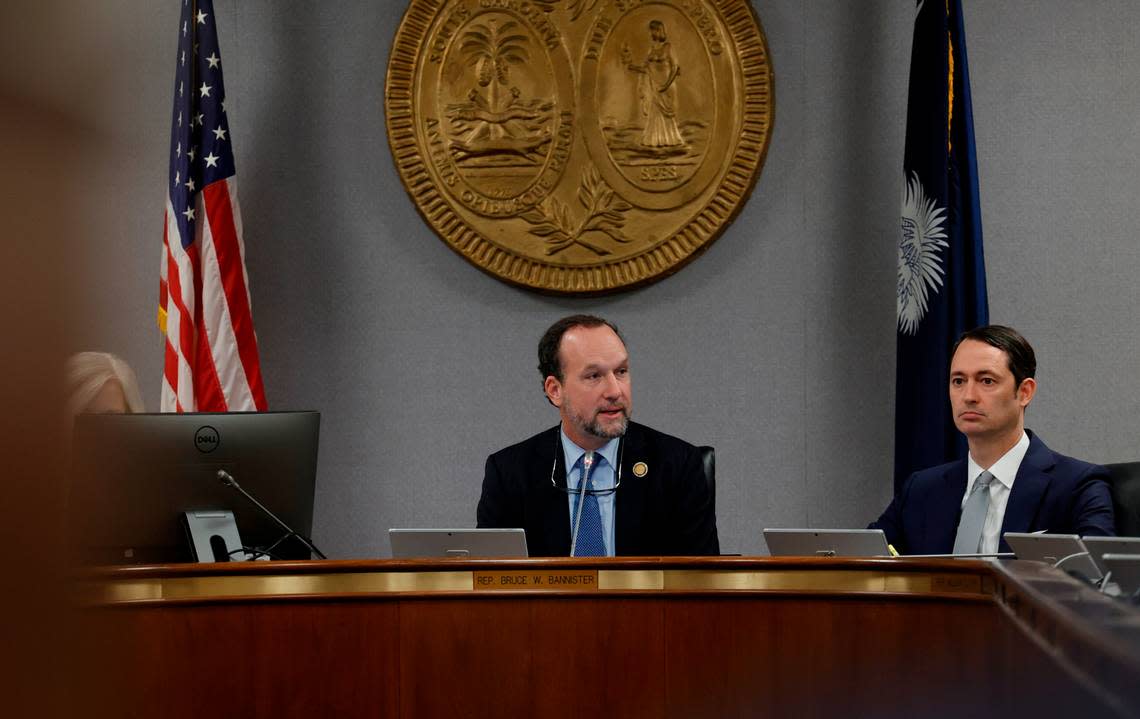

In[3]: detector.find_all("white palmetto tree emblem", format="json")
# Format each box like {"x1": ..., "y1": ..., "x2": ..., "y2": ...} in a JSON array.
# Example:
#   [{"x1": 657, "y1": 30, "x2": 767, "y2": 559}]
[{"x1": 897, "y1": 171, "x2": 948, "y2": 335}]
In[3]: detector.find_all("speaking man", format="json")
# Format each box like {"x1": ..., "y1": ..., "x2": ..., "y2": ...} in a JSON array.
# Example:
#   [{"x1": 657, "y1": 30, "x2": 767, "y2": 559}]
[
  {"x1": 477, "y1": 315, "x2": 719, "y2": 557},
  {"x1": 872, "y1": 325, "x2": 1115, "y2": 554}
]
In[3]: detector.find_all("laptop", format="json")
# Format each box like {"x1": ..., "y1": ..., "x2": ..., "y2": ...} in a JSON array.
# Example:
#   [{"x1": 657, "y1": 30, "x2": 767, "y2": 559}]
[
  {"x1": 763, "y1": 528, "x2": 891, "y2": 557},
  {"x1": 1101, "y1": 554, "x2": 1140, "y2": 595},
  {"x1": 1003, "y1": 532, "x2": 1101, "y2": 580},
  {"x1": 389, "y1": 528, "x2": 528, "y2": 559},
  {"x1": 1082, "y1": 536, "x2": 1140, "y2": 576}
]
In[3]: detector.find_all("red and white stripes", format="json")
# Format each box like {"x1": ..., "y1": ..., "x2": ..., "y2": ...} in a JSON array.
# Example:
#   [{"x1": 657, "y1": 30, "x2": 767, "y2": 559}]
[{"x1": 159, "y1": 178, "x2": 266, "y2": 412}]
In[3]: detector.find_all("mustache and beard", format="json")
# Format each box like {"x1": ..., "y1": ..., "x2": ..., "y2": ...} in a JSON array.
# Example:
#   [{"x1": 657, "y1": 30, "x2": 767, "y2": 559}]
[{"x1": 566, "y1": 398, "x2": 630, "y2": 441}]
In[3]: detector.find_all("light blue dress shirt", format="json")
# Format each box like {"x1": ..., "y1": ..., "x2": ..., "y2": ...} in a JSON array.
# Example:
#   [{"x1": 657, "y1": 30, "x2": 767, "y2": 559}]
[{"x1": 560, "y1": 427, "x2": 619, "y2": 557}]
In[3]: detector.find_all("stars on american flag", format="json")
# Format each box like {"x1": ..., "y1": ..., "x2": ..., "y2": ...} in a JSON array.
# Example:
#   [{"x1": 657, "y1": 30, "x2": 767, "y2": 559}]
[{"x1": 167, "y1": 0, "x2": 235, "y2": 233}]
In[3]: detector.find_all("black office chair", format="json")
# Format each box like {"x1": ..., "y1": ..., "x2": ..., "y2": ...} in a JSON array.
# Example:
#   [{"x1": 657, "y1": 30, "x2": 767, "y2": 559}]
[
  {"x1": 698, "y1": 445, "x2": 715, "y2": 508},
  {"x1": 1105, "y1": 462, "x2": 1140, "y2": 536}
]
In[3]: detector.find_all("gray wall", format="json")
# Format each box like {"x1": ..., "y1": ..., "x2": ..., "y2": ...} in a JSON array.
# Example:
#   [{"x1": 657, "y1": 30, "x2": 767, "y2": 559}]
[{"x1": 21, "y1": 1, "x2": 1140, "y2": 557}]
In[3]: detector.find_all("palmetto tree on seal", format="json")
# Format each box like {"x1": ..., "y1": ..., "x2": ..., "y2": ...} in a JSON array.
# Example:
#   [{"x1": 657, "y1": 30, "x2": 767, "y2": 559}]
[{"x1": 459, "y1": 20, "x2": 529, "y2": 125}]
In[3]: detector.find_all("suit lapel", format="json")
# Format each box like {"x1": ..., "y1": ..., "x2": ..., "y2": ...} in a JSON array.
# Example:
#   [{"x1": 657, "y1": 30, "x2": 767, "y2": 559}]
[
  {"x1": 931, "y1": 462, "x2": 968, "y2": 550},
  {"x1": 999, "y1": 433, "x2": 1055, "y2": 541},
  {"x1": 615, "y1": 424, "x2": 647, "y2": 554}
]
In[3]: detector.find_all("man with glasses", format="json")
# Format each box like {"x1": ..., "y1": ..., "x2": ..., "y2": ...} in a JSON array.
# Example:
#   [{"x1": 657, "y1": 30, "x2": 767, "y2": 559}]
[{"x1": 477, "y1": 315, "x2": 719, "y2": 556}]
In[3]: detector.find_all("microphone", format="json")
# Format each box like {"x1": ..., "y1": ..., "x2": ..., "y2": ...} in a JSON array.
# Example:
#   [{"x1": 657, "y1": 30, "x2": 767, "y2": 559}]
[
  {"x1": 569, "y1": 452, "x2": 595, "y2": 557},
  {"x1": 1052, "y1": 550, "x2": 1104, "y2": 585},
  {"x1": 216, "y1": 469, "x2": 327, "y2": 560}
]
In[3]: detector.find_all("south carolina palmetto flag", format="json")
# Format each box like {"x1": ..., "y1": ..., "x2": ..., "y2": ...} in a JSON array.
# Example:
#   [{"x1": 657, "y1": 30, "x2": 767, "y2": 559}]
[
  {"x1": 158, "y1": 0, "x2": 266, "y2": 412},
  {"x1": 894, "y1": 0, "x2": 987, "y2": 491}
]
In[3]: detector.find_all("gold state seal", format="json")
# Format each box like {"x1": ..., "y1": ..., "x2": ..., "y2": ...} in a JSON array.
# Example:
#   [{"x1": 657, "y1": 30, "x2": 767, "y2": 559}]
[{"x1": 386, "y1": 0, "x2": 773, "y2": 295}]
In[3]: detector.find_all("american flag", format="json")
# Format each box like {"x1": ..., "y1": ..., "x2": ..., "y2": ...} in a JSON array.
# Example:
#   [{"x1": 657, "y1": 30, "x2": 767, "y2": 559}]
[{"x1": 158, "y1": 0, "x2": 266, "y2": 412}]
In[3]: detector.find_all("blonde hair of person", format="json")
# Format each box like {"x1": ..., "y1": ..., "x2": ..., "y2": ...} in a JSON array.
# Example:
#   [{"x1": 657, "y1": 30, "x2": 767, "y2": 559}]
[{"x1": 65, "y1": 352, "x2": 145, "y2": 416}]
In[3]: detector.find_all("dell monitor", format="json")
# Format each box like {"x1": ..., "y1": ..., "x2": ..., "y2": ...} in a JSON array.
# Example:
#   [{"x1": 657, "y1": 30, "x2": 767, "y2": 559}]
[{"x1": 68, "y1": 411, "x2": 320, "y2": 564}]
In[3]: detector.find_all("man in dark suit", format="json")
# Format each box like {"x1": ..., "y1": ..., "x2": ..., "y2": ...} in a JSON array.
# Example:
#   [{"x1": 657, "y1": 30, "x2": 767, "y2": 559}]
[
  {"x1": 872, "y1": 325, "x2": 1115, "y2": 554},
  {"x1": 477, "y1": 315, "x2": 719, "y2": 556}
]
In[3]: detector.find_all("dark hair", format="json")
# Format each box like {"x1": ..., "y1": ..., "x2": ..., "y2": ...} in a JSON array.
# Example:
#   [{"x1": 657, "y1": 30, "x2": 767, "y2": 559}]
[
  {"x1": 952, "y1": 325, "x2": 1036, "y2": 390},
  {"x1": 537, "y1": 315, "x2": 625, "y2": 383}
]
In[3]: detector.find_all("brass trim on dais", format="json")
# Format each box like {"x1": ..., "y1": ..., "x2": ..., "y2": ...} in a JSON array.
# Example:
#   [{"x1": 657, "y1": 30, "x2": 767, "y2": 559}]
[{"x1": 82, "y1": 566, "x2": 991, "y2": 605}]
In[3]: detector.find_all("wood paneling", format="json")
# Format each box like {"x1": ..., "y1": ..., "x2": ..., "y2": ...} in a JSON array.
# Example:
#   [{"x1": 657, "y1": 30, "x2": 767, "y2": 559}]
[
  {"x1": 399, "y1": 598, "x2": 665, "y2": 718},
  {"x1": 79, "y1": 602, "x2": 401, "y2": 718}
]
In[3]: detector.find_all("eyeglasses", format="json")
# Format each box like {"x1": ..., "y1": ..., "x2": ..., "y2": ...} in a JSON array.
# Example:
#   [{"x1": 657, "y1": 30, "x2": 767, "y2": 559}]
[{"x1": 548, "y1": 436, "x2": 624, "y2": 496}]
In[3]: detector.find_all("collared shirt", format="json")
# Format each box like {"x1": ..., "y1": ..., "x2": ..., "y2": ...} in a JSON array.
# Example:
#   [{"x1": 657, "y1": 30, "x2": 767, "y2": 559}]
[
  {"x1": 963, "y1": 431, "x2": 1030, "y2": 554},
  {"x1": 560, "y1": 427, "x2": 619, "y2": 557}
]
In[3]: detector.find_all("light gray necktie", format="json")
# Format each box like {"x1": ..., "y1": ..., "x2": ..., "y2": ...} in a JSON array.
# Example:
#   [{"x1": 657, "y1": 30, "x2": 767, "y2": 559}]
[{"x1": 953, "y1": 471, "x2": 995, "y2": 554}]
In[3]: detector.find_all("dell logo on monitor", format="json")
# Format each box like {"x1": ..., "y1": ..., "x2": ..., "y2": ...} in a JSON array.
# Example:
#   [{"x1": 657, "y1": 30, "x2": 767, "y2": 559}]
[{"x1": 194, "y1": 426, "x2": 220, "y2": 453}]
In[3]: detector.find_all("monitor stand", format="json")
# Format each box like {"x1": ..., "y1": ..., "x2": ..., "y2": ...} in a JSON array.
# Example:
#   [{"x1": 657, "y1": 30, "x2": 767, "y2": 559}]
[{"x1": 182, "y1": 510, "x2": 244, "y2": 562}]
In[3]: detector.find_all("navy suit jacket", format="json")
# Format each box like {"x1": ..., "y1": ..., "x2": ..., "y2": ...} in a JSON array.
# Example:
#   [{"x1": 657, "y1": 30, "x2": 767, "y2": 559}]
[
  {"x1": 870, "y1": 431, "x2": 1115, "y2": 554},
  {"x1": 476, "y1": 422, "x2": 719, "y2": 556}
]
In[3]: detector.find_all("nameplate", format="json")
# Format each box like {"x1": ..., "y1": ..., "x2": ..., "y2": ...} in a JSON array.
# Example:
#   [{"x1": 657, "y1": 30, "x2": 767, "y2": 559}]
[
  {"x1": 473, "y1": 569, "x2": 598, "y2": 592},
  {"x1": 930, "y1": 574, "x2": 984, "y2": 594}
]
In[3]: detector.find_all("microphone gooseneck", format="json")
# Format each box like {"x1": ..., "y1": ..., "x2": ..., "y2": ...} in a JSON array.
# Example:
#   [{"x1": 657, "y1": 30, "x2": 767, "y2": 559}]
[
  {"x1": 570, "y1": 453, "x2": 595, "y2": 558},
  {"x1": 215, "y1": 469, "x2": 327, "y2": 560}
]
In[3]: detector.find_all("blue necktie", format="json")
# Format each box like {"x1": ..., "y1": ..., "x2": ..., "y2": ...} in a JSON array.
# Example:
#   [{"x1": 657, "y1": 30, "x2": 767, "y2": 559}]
[{"x1": 572, "y1": 454, "x2": 606, "y2": 557}]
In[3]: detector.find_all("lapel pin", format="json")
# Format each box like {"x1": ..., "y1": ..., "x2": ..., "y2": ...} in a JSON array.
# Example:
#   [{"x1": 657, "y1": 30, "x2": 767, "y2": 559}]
[{"x1": 632, "y1": 461, "x2": 648, "y2": 478}]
